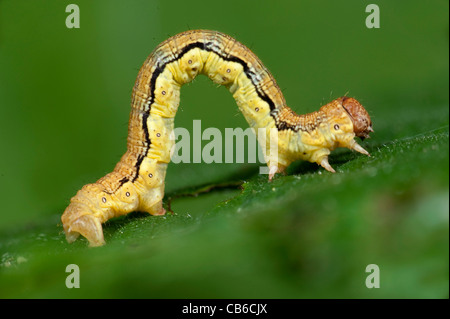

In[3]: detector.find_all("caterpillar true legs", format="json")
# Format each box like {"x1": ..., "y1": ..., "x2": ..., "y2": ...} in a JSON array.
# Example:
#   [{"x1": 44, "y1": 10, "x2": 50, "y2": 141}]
[{"x1": 62, "y1": 30, "x2": 373, "y2": 246}]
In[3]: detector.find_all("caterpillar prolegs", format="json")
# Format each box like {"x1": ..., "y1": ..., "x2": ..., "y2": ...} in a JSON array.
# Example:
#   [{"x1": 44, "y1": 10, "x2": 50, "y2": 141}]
[{"x1": 62, "y1": 30, "x2": 373, "y2": 246}]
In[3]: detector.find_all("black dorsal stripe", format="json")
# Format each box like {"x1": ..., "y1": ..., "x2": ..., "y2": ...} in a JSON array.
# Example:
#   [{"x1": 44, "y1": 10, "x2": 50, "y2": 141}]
[
  {"x1": 119, "y1": 177, "x2": 129, "y2": 185},
  {"x1": 132, "y1": 154, "x2": 145, "y2": 182},
  {"x1": 133, "y1": 40, "x2": 280, "y2": 183},
  {"x1": 144, "y1": 41, "x2": 277, "y2": 112}
]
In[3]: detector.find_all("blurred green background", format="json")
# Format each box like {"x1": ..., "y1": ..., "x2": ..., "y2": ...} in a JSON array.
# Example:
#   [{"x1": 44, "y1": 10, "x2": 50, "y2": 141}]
[{"x1": 0, "y1": 0, "x2": 448, "y2": 298}]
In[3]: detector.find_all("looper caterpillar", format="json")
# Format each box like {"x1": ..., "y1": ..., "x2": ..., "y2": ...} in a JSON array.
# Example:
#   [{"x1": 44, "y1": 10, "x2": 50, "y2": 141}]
[{"x1": 62, "y1": 30, "x2": 373, "y2": 246}]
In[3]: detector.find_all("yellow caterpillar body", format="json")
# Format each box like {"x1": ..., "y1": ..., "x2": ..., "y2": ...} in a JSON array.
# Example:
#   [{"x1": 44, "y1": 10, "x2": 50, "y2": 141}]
[{"x1": 62, "y1": 30, "x2": 373, "y2": 246}]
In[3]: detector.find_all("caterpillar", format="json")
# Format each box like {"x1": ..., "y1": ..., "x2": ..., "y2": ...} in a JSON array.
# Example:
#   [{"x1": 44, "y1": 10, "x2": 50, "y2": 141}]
[{"x1": 62, "y1": 30, "x2": 373, "y2": 247}]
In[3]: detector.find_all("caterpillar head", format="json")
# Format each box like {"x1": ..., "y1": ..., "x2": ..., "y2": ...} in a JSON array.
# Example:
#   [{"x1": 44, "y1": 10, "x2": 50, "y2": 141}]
[
  {"x1": 316, "y1": 97, "x2": 373, "y2": 173},
  {"x1": 340, "y1": 96, "x2": 373, "y2": 140},
  {"x1": 320, "y1": 96, "x2": 373, "y2": 142}
]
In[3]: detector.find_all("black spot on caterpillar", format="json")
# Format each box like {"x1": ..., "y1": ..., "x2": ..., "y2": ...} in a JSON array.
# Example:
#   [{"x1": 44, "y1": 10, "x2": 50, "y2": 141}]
[{"x1": 62, "y1": 30, "x2": 373, "y2": 246}]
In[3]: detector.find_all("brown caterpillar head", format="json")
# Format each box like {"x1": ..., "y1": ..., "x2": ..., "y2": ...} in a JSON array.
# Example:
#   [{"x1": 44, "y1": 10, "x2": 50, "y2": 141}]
[{"x1": 340, "y1": 97, "x2": 373, "y2": 140}]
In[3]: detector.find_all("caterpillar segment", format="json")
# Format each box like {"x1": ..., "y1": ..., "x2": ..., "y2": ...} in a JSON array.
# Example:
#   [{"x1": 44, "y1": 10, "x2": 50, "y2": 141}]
[{"x1": 62, "y1": 30, "x2": 373, "y2": 246}]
